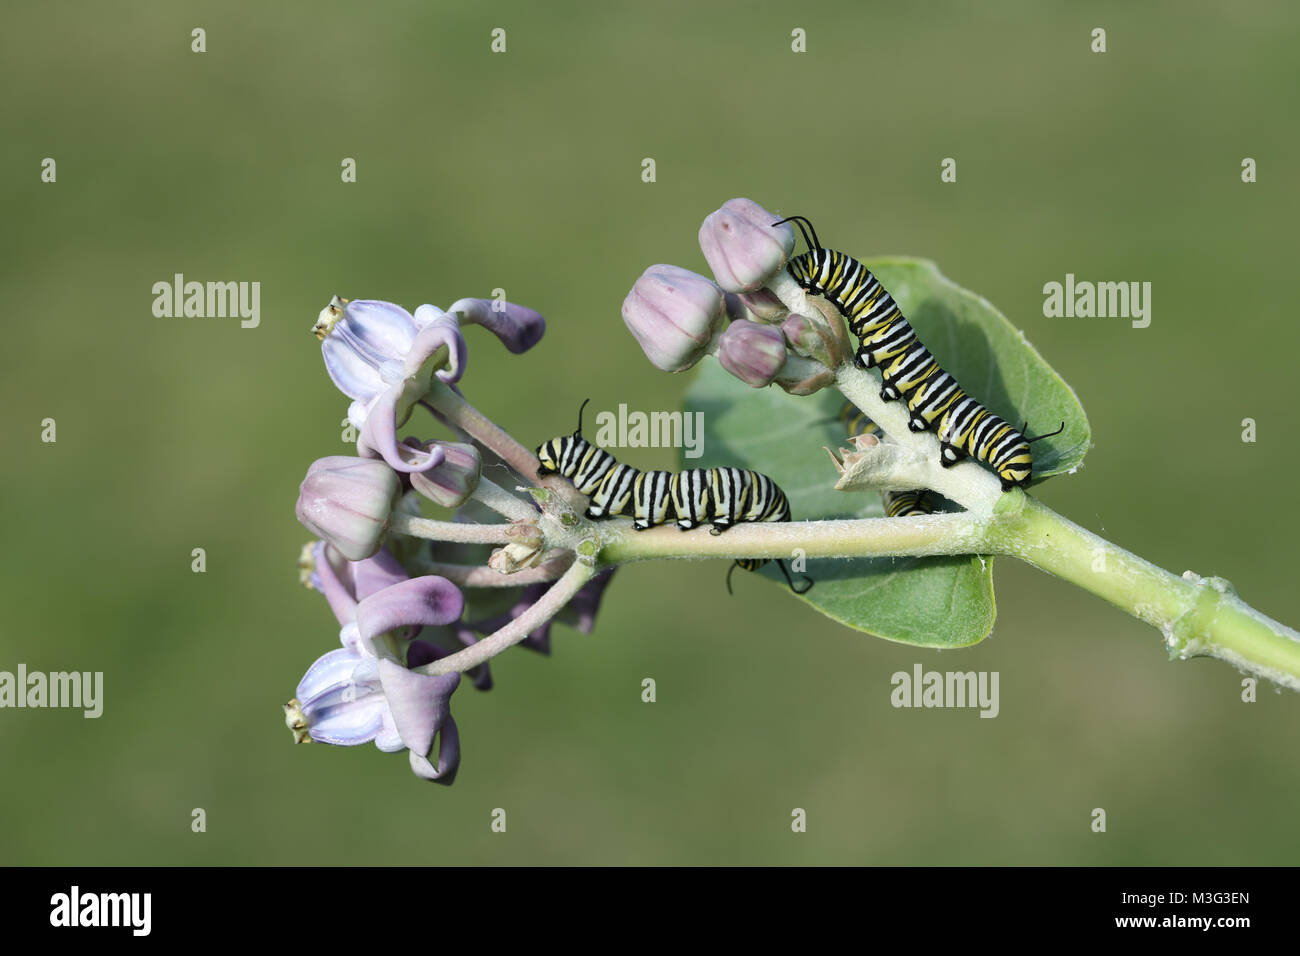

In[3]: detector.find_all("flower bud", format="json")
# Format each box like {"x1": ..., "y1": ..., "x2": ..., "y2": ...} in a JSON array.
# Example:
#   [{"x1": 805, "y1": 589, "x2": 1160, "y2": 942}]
[
  {"x1": 698, "y1": 198, "x2": 795, "y2": 293},
  {"x1": 781, "y1": 313, "x2": 822, "y2": 356},
  {"x1": 717, "y1": 319, "x2": 788, "y2": 387},
  {"x1": 296, "y1": 457, "x2": 400, "y2": 561},
  {"x1": 488, "y1": 541, "x2": 543, "y2": 574},
  {"x1": 409, "y1": 442, "x2": 482, "y2": 508},
  {"x1": 736, "y1": 288, "x2": 790, "y2": 323},
  {"x1": 622, "y1": 265, "x2": 726, "y2": 372}
]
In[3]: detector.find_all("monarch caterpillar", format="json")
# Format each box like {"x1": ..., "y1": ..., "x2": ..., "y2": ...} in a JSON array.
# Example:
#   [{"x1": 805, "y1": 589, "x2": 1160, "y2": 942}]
[
  {"x1": 535, "y1": 401, "x2": 813, "y2": 594},
  {"x1": 837, "y1": 400, "x2": 937, "y2": 517},
  {"x1": 779, "y1": 214, "x2": 1061, "y2": 489}
]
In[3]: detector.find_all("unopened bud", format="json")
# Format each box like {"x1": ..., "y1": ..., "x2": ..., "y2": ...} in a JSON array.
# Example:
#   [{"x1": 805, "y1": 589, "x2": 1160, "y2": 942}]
[{"x1": 409, "y1": 442, "x2": 482, "y2": 508}]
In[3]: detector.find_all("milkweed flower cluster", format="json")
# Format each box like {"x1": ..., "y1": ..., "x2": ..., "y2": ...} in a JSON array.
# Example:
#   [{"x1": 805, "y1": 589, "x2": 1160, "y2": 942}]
[{"x1": 288, "y1": 294, "x2": 621, "y2": 784}]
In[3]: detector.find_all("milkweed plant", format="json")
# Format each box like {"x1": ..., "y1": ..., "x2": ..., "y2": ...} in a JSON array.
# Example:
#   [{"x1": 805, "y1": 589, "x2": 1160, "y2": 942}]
[{"x1": 286, "y1": 197, "x2": 1300, "y2": 784}]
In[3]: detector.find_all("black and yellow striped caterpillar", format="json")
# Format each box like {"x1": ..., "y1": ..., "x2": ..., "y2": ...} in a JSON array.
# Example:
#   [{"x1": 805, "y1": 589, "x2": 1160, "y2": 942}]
[
  {"x1": 778, "y1": 215, "x2": 1061, "y2": 489},
  {"x1": 838, "y1": 400, "x2": 937, "y2": 517},
  {"x1": 536, "y1": 401, "x2": 812, "y2": 594}
]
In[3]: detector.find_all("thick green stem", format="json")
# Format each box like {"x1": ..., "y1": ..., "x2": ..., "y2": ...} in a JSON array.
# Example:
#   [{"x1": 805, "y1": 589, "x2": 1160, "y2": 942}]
[
  {"x1": 597, "y1": 491, "x2": 1300, "y2": 690},
  {"x1": 599, "y1": 512, "x2": 989, "y2": 564},
  {"x1": 988, "y1": 491, "x2": 1300, "y2": 690}
]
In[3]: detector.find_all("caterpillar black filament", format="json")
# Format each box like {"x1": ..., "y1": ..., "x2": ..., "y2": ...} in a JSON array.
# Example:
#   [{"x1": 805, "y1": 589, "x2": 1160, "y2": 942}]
[
  {"x1": 536, "y1": 401, "x2": 813, "y2": 594},
  {"x1": 779, "y1": 215, "x2": 1061, "y2": 489}
]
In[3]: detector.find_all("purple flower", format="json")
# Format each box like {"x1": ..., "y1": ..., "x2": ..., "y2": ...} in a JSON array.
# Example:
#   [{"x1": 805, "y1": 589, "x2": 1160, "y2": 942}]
[
  {"x1": 622, "y1": 265, "x2": 727, "y2": 372},
  {"x1": 698, "y1": 198, "x2": 795, "y2": 293},
  {"x1": 286, "y1": 650, "x2": 462, "y2": 785},
  {"x1": 313, "y1": 297, "x2": 465, "y2": 474},
  {"x1": 295, "y1": 456, "x2": 400, "y2": 561},
  {"x1": 717, "y1": 319, "x2": 789, "y2": 387},
  {"x1": 289, "y1": 542, "x2": 467, "y2": 782}
]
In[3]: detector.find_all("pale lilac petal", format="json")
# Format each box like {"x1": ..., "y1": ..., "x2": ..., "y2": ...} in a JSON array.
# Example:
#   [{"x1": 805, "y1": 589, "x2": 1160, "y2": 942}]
[
  {"x1": 295, "y1": 648, "x2": 387, "y2": 746},
  {"x1": 408, "y1": 719, "x2": 460, "y2": 784},
  {"x1": 351, "y1": 548, "x2": 410, "y2": 602},
  {"x1": 374, "y1": 714, "x2": 405, "y2": 752},
  {"x1": 355, "y1": 576, "x2": 466, "y2": 643},
  {"x1": 378, "y1": 659, "x2": 461, "y2": 759},
  {"x1": 409, "y1": 308, "x2": 468, "y2": 383},
  {"x1": 358, "y1": 384, "x2": 448, "y2": 474},
  {"x1": 312, "y1": 542, "x2": 359, "y2": 625},
  {"x1": 320, "y1": 301, "x2": 420, "y2": 402},
  {"x1": 321, "y1": 337, "x2": 387, "y2": 403},
  {"x1": 447, "y1": 298, "x2": 546, "y2": 354}
]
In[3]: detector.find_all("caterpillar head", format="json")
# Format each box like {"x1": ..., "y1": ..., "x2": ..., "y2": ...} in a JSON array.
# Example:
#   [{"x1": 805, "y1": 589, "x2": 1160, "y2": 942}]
[{"x1": 535, "y1": 437, "x2": 565, "y2": 477}]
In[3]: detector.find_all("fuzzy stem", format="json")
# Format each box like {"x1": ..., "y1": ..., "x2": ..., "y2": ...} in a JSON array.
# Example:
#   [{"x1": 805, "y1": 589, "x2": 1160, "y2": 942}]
[
  {"x1": 417, "y1": 557, "x2": 572, "y2": 588},
  {"x1": 388, "y1": 512, "x2": 513, "y2": 544},
  {"x1": 414, "y1": 560, "x2": 596, "y2": 676},
  {"x1": 424, "y1": 380, "x2": 584, "y2": 509},
  {"x1": 988, "y1": 492, "x2": 1300, "y2": 690},
  {"x1": 472, "y1": 476, "x2": 537, "y2": 522},
  {"x1": 598, "y1": 491, "x2": 1300, "y2": 690},
  {"x1": 599, "y1": 513, "x2": 989, "y2": 564}
]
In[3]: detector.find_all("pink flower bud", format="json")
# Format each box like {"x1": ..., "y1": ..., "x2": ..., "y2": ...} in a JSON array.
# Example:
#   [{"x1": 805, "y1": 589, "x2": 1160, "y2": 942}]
[
  {"x1": 737, "y1": 288, "x2": 790, "y2": 322},
  {"x1": 698, "y1": 198, "x2": 795, "y2": 293},
  {"x1": 717, "y1": 319, "x2": 788, "y2": 387},
  {"x1": 408, "y1": 442, "x2": 482, "y2": 508},
  {"x1": 622, "y1": 265, "x2": 726, "y2": 372},
  {"x1": 296, "y1": 457, "x2": 400, "y2": 561}
]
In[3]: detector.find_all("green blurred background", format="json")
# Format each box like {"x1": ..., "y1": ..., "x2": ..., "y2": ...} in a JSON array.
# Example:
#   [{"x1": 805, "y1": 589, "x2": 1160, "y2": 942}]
[{"x1": 3, "y1": 0, "x2": 1298, "y2": 865}]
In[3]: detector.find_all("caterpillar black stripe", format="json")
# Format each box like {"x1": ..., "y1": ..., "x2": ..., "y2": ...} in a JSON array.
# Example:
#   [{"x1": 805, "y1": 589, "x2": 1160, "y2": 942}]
[
  {"x1": 779, "y1": 215, "x2": 1061, "y2": 489},
  {"x1": 838, "y1": 400, "x2": 936, "y2": 517},
  {"x1": 536, "y1": 401, "x2": 812, "y2": 594}
]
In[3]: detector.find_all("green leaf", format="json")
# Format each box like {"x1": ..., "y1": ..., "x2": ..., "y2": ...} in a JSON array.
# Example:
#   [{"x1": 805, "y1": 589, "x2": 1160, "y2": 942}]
[{"x1": 681, "y1": 257, "x2": 1088, "y2": 646}]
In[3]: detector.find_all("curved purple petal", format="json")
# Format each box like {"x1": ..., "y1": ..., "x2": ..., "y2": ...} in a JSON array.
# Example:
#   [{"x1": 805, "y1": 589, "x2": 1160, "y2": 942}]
[
  {"x1": 313, "y1": 542, "x2": 359, "y2": 625},
  {"x1": 351, "y1": 547, "x2": 411, "y2": 602},
  {"x1": 447, "y1": 297, "x2": 546, "y2": 354},
  {"x1": 411, "y1": 306, "x2": 468, "y2": 383},
  {"x1": 355, "y1": 576, "x2": 466, "y2": 643},
  {"x1": 358, "y1": 385, "x2": 448, "y2": 474},
  {"x1": 408, "y1": 718, "x2": 460, "y2": 784},
  {"x1": 378, "y1": 659, "x2": 460, "y2": 760}
]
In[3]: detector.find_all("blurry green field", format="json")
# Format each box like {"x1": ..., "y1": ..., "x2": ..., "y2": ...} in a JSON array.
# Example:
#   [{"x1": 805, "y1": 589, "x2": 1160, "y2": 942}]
[{"x1": 1, "y1": 0, "x2": 1298, "y2": 865}]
